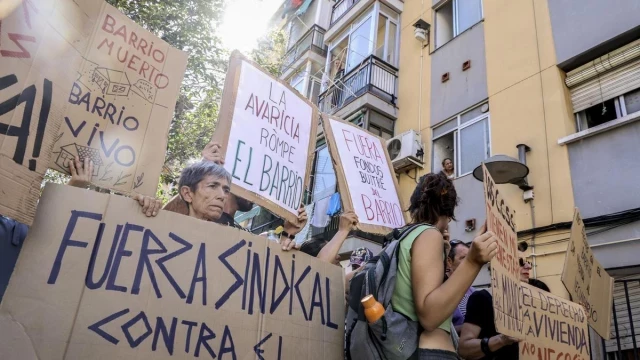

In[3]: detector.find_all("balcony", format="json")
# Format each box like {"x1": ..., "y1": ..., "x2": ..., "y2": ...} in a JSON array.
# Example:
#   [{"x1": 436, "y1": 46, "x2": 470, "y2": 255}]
[
  {"x1": 318, "y1": 55, "x2": 398, "y2": 117},
  {"x1": 331, "y1": 0, "x2": 362, "y2": 25},
  {"x1": 280, "y1": 25, "x2": 327, "y2": 77}
]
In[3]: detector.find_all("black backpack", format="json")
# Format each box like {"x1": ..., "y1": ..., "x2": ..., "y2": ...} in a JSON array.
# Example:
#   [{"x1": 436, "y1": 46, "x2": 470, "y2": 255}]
[{"x1": 345, "y1": 224, "x2": 454, "y2": 360}]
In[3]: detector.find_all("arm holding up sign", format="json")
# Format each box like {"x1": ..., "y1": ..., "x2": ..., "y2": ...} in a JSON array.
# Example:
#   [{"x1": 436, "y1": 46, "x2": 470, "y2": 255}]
[
  {"x1": 67, "y1": 156, "x2": 161, "y2": 217},
  {"x1": 412, "y1": 224, "x2": 497, "y2": 332},
  {"x1": 279, "y1": 205, "x2": 308, "y2": 251},
  {"x1": 316, "y1": 211, "x2": 359, "y2": 263}
]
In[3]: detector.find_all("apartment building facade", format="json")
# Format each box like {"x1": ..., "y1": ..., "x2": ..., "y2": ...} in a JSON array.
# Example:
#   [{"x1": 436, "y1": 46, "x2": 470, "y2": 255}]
[
  {"x1": 245, "y1": 0, "x2": 405, "y2": 259},
  {"x1": 394, "y1": 0, "x2": 640, "y2": 357}
]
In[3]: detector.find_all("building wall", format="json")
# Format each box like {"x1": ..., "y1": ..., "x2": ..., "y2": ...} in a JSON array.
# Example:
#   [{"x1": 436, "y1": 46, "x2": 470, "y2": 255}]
[
  {"x1": 394, "y1": 2, "x2": 433, "y2": 206},
  {"x1": 548, "y1": 0, "x2": 640, "y2": 68},
  {"x1": 430, "y1": 23, "x2": 488, "y2": 125},
  {"x1": 483, "y1": 0, "x2": 574, "y2": 230},
  {"x1": 395, "y1": 0, "x2": 577, "y2": 289},
  {"x1": 567, "y1": 121, "x2": 640, "y2": 218}
]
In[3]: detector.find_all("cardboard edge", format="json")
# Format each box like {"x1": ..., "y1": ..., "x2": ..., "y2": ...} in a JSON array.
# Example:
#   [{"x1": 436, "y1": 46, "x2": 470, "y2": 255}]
[{"x1": 321, "y1": 114, "x2": 396, "y2": 235}]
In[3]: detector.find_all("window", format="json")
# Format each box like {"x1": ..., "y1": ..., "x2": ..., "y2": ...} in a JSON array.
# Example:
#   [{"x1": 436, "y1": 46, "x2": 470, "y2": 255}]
[
  {"x1": 575, "y1": 88, "x2": 640, "y2": 131},
  {"x1": 432, "y1": 103, "x2": 490, "y2": 177},
  {"x1": 307, "y1": 78, "x2": 321, "y2": 104},
  {"x1": 325, "y1": 3, "x2": 400, "y2": 87},
  {"x1": 368, "y1": 110, "x2": 394, "y2": 140},
  {"x1": 435, "y1": 0, "x2": 483, "y2": 48},
  {"x1": 289, "y1": 71, "x2": 306, "y2": 95},
  {"x1": 375, "y1": 11, "x2": 399, "y2": 65},
  {"x1": 311, "y1": 146, "x2": 337, "y2": 202},
  {"x1": 347, "y1": 17, "x2": 373, "y2": 70}
]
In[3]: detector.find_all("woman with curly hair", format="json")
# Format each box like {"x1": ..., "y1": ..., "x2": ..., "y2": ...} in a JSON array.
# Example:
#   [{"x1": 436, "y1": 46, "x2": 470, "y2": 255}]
[{"x1": 391, "y1": 172, "x2": 498, "y2": 359}]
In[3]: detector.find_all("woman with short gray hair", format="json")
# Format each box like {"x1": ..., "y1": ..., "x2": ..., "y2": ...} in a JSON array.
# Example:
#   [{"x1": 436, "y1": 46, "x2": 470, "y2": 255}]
[{"x1": 178, "y1": 160, "x2": 232, "y2": 222}]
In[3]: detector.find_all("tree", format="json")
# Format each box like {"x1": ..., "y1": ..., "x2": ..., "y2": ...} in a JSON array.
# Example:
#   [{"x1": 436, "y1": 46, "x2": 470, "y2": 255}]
[
  {"x1": 107, "y1": 0, "x2": 229, "y2": 202},
  {"x1": 251, "y1": 28, "x2": 287, "y2": 77}
]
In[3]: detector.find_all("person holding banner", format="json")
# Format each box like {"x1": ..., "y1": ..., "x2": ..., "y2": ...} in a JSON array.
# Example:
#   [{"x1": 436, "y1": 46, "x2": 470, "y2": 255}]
[
  {"x1": 458, "y1": 257, "x2": 534, "y2": 360},
  {"x1": 392, "y1": 173, "x2": 498, "y2": 359},
  {"x1": 165, "y1": 141, "x2": 308, "y2": 250},
  {"x1": 67, "y1": 156, "x2": 162, "y2": 217}
]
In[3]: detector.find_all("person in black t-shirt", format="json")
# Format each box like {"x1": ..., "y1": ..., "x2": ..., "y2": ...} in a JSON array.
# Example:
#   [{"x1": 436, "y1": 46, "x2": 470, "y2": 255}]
[{"x1": 458, "y1": 257, "x2": 534, "y2": 360}]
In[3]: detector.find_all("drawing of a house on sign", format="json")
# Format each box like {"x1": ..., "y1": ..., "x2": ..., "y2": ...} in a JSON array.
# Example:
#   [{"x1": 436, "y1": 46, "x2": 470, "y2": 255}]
[
  {"x1": 55, "y1": 144, "x2": 104, "y2": 177},
  {"x1": 91, "y1": 68, "x2": 131, "y2": 96}
]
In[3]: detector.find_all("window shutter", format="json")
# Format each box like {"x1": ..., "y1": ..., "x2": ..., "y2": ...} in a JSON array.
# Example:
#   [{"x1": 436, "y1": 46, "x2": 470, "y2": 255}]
[
  {"x1": 570, "y1": 59, "x2": 640, "y2": 112},
  {"x1": 567, "y1": 40, "x2": 640, "y2": 113}
]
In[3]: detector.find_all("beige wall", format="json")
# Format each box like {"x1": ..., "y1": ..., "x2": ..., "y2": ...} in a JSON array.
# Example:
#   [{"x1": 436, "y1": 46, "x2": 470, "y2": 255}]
[
  {"x1": 395, "y1": 4, "x2": 433, "y2": 206},
  {"x1": 395, "y1": 0, "x2": 579, "y2": 291}
]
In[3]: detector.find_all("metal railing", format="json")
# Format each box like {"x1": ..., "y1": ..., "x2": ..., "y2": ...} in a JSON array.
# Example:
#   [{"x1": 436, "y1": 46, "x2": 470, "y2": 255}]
[
  {"x1": 604, "y1": 279, "x2": 640, "y2": 359},
  {"x1": 281, "y1": 25, "x2": 327, "y2": 73},
  {"x1": 330, "y1": 0, "x2": 362, "y2": 25},
  {"x1": 318, "y1": 55, "x2": 398, "y2": 114}
]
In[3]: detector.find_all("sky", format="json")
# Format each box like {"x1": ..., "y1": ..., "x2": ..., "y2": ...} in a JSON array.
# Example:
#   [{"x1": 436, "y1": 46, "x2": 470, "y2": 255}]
[{"x1": 220, "y1": 0, "x2": 283, "y2": 53}]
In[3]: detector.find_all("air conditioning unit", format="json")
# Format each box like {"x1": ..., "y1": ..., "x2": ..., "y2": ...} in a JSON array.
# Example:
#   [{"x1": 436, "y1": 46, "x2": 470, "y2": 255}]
[{"x1": 386, "y1": 130, "x2": 424, "y2": 172}]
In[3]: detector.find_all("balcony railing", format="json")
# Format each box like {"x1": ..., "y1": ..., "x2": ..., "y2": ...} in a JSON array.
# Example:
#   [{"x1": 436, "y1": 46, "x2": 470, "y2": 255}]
[
  {"x1": 330, "y1": 0, "x2": 362, "y2": 26},
  {"x1": 318, "y1": 55, "x2": 398, "y2": 114},
  {"x1": 281, "y1": 25, "x2": 327, "y2": 73}
]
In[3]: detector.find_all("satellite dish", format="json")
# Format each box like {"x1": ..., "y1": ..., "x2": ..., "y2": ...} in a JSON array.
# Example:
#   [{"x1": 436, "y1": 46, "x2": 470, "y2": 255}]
[{"x1": 387, "y1": 139, "x2": 402, "y2": 160}]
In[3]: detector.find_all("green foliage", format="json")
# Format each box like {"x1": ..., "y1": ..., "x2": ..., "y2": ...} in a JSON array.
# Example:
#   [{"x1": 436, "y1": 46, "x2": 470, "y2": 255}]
[
  {"x1": 43, "y1": 169, "x2": 70, "y2": 187},
  {"x1": 106, "y1": 0, "x2": 229, "y2": 197},
  {"x1": 251, "y1": 28, "x2": 287, "y2": 77}
]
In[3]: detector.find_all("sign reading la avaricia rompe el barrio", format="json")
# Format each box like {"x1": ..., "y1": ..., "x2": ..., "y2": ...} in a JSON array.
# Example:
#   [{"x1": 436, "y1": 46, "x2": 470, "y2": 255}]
[{"x1": 213, "y1": 51, "x2": 318, "y2": 225}]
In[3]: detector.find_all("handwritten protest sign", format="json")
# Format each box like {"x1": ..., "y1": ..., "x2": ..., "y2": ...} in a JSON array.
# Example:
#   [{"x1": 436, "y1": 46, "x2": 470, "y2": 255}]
[
  {"x1": 212, "y1": 51, "x2": 318, "y2": 224},
  {"x1": 322, "y1": 115, "x2": 406, "y2": 234},
  {"x1": 561, "y1": 208, "x2": 613, "y2": 339},
  {"x1": 49, "y1": 1, "x2": 187, "y2": 195},
  {"x1": 0, "y1": 184, "x2": 344, "y2": 360},
  {"x1": 520, "y1": 282, "x2": 590, "y2": 360},
  {"x1": 0, "y1": 0, "x2": 187, "y2": 225},
  {"x1": 0, "y1": 0, "x2": 75, "y2": 224},
  {"x1": 483, "y1": 163, "x2": 524, "y2": 339}
]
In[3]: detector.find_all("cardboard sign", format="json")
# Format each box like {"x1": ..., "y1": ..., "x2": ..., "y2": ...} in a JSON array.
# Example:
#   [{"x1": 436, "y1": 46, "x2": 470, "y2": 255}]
[
  {"x1": 561, "y1": 208, "x2": 613, "y2": 339},
  {"x1": 0, "y1": 0, "x2": 187, "y2": 225},
  {"x1": 519, "y1": 282, "x2": 590, "y2": 360},
  {"x1": 212, "y1": 51, "x2": 318, "y2": 224},
  {"x1": 0, "y1": 184, "x2": 345, "y2": 360},
  {"x1": 49, "y1": 0, "x2": 187, "y2": 196},
  {"x1": 483, "y1": 163, "x2": 524, "y2": 339},
  {"x1": 0, "y1": 0, "x2": 77, "y2": 224},
  {"x1": 322, "y1": 115, "x2": 406, "y2": 234}
]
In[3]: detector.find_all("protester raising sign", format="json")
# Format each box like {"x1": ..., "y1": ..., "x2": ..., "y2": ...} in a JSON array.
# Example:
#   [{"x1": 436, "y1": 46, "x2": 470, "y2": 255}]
[
  {"x1": 482, "y1": 163, "x2": 524, "y2": 339},
  {"x1": 322, "y1": 115, "x2": 406, "y2": 234},
  {"x1": 519, "y1": 282, "x2": 590, "y2": 360},
  {"x1": 561, "y1": 208, "x2": 613, "y2": 340},
  {"x1": 0, "y1": 0, "x2": 187, "y2": 225},
  {"x1": 49, "y1": 1, "x2": 187, "y2": 196},
  {"x1": 213, "y1": 51, "x2": 318, "y2": 224},
  {"x1": 0, "y1": 184, "x2": 345, "y2": 360}
]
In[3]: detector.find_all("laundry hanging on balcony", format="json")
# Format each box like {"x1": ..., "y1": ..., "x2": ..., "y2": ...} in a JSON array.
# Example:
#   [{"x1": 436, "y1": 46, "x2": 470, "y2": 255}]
[
  {"x1": 295, "y1": 0, "x2": 314, "y2": 16},
  {"x1": 281, "y1": 0, "x2": 306, "y2": 18}
]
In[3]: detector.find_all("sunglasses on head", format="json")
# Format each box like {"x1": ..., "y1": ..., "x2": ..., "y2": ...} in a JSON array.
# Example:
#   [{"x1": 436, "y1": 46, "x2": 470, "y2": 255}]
[
  {"x1": 450, "y1": 239, "x2": 464, "y2": 245},
  {"x1": 519, "y1": 258, "x2": 532, "y2": 267}
]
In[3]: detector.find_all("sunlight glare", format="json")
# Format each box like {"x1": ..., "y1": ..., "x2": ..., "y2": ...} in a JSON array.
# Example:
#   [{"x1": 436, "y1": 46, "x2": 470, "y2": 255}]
[{"x1": 220, "y1": 0, "x2": 283, "y2": 53}]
